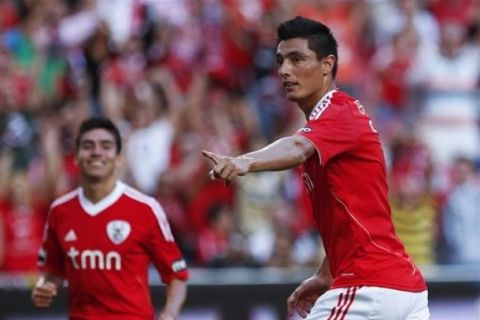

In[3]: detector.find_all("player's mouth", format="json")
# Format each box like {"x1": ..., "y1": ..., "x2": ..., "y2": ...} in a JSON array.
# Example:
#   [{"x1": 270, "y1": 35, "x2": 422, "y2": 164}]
[
  {"x1": 86, "y1": 159, "x2": 106, "y2": 169},
  {"x1": 283, "y1": 81, "x2": 299, "y2": 91}
]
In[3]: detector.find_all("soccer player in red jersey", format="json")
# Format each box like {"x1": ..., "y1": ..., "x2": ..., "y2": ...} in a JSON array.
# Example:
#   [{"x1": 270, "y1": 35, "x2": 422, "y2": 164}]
[
  {"x1": 31, "y1": 117, "x2": 188, "y2": 320},
  {"x1": 203, "y1": 16, "x2": 429, "y2": 319}
]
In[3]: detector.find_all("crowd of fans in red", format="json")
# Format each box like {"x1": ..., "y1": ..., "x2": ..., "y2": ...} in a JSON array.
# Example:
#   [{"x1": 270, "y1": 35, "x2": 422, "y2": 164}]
[{"x1": 1, "y1": 0, "x2": 479, "y2": 277}]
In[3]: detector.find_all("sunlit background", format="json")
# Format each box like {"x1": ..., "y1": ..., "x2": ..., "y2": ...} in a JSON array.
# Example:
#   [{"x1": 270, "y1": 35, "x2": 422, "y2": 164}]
[{"x1": 0, "y1": 0, "x2": 479, "y2": 319}]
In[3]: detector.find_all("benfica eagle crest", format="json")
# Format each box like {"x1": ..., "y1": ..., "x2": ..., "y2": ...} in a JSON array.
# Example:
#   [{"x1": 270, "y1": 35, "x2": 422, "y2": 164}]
[{"x1": 106, "y1": 220, "x2": 131, "y2": 245}]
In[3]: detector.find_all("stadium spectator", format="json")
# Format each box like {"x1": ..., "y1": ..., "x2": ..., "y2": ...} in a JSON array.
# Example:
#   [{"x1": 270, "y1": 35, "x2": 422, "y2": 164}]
[
  {"x1": 0, "y1": 0, "x2": 478, "y2": 274},
  {"x1": 203, "y1": 16, "x2": 429, "y2": 319},
  {"x1": 0, "y1": 166, "x2": 46, "y2": 275},
  {"x1": 124, "y1": 68, "x2": 183, "y2": 195},
  {"x1": 390, "y1": 176, "x2": 438, "y2": 266},
  {"x1": 389, "y1": 130, "x2": 437, "y2": 266},
  {"x1": 441, "y1": 156, "x2": 480, "y2": 265},
  {"x1": 196, "y1": 202, "x2": 255, "y2": 268},
  {"x1": 31, "y1": 117, "x2": 188, "y2": 320},
  {"x1": 369, "y1": 0, "x2": 439, "y2": 50},
  {"x1": 367, "y1": 25, "x2": 420, "y2": 132},
  {"x1": 407, "y1": 20, "x2": 480, "y2": 192}
]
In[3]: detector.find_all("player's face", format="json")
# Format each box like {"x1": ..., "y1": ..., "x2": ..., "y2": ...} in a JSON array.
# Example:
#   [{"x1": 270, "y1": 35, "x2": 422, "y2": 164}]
[
  {"x1": 76, "y1": 128, "x2": 121, "y2": 182},
  {"x1": 276, "y1": 38, "x2": 330, "y2": 108}
]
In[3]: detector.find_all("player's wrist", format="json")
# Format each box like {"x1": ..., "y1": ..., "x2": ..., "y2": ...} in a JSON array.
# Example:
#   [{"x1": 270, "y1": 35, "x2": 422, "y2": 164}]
[
  {"x1": 158, "y1": 310, "x2": 178, "y2": 320},
  {"x1": 236, "y1": 155, "x2": 254, "y2": 174}
]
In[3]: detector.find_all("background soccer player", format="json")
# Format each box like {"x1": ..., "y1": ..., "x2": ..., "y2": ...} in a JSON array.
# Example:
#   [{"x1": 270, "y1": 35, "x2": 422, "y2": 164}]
[
  {"x1": 31, "y1": 117, "x2": 188, "y2": 320},
  {"x1": 203, "y1": 16, "x2": 429, "y2": 319}
]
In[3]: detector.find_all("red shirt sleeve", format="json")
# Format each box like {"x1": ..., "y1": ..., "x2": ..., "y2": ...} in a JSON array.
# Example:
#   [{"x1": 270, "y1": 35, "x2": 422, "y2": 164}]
[
  {"x1": 145, "y1": 202, "x2": 188, "y2": 284},
  {"x1": 298, "y1": 103, "x2": 359, "y2": 165},
  {"x1": 38, "y1": 208, "x2": 66, "y2": 278}
]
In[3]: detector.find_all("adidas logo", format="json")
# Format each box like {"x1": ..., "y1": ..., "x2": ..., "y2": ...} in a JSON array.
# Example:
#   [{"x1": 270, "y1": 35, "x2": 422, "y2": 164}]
[{"x1": 64, "y1": 229, "x2": 77, "y2": 242}]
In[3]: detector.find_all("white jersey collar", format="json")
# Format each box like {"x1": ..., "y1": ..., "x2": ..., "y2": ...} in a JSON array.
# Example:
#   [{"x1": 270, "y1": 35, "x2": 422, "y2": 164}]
[
  {"x1": 308, "y1": 89, "x2": 337, "y2": 121},
  {"x1": 79, "y1": 181, "x2": 125, "y2": 216}
]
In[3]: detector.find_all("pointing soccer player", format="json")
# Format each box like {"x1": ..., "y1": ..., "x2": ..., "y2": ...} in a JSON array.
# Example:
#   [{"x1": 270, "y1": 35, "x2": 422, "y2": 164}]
[
  {"x1": 32, "y1": 117, "x2": 188, "y2": 320},
  {"x1": 203, "y1": 16, "x2": 429, "y2": 319}
]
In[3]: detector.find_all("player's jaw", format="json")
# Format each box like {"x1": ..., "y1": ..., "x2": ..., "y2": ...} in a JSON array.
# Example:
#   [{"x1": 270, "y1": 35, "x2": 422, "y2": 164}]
[{"x1": 282, "y1": 79, "x2": 324, "y2": 109}]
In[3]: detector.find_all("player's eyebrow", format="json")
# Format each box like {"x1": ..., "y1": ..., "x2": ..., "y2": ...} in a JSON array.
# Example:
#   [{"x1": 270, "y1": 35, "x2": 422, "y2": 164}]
[
  {"x1": 80, "y1": 138, "x2": 114, "y2": 146},
  {"x1": 276, "y1": 49, "x2": 307, "y2": 60},
  {"x1": 100, "y1": 140, "x2": 114, "y2": 145}
]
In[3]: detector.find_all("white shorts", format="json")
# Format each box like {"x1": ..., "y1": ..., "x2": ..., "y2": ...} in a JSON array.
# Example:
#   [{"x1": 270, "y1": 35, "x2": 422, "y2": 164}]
[{"x1": 306, "y1": 286, "x2": 429, "y2": 320}]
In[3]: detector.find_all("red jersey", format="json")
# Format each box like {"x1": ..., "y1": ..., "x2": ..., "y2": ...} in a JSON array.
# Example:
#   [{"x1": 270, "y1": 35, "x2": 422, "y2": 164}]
[
  {"x1": 39, "y1": 182, "x2": 188, "y2": 320},
  {"x1": 0, "y1": 201, "x2": 45, "y2": 272},
  {"x1": 297, "y1": 89, "x2": 426, "y2": 292}
]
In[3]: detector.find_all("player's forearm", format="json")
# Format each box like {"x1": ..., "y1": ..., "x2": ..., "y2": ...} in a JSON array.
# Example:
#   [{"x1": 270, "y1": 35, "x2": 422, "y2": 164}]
[
  {"x1": 314, "y1": 257, "x2": 332, "y2": 284},
  {"x1": 241, "y1": 136, "x2": 315, "y2": 172},
  {"x1": 160, "y1": 278, "x2": 187, "y2": 319}
]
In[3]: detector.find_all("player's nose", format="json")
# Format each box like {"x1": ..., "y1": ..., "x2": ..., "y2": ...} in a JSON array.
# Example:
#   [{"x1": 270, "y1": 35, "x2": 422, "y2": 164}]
[{"x1": 278, "y1": 60, "x2": 293, "y2": 79}]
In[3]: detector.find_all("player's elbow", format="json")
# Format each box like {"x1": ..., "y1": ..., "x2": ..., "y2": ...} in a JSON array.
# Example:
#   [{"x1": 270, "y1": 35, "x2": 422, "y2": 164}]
[{"x1": 290, "y1": 136, "x2": 315, "y2": 164}]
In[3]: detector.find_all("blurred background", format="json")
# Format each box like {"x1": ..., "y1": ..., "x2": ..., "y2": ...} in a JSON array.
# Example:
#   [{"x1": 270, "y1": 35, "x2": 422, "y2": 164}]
[{"x1": 0, "y1": 0, "x2": 479, "y2": 319}]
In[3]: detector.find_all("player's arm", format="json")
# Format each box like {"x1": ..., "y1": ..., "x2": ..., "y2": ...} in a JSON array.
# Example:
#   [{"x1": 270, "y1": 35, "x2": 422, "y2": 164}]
[
  {"x1": 202, "y1": 135, "x2": 316, "y2": 184},
  {"x1": 157, "y1": 278, "x2": 187, "y2": 320},
  {"x1": 314, "y1": 257, "x2": 332, "y2": 285},
  {"x1": 287, "y1": 257, "x2": 332, "y2": 317},
  {"x1": 31, "y1": 272, "x2": 64, "y2": 308}
]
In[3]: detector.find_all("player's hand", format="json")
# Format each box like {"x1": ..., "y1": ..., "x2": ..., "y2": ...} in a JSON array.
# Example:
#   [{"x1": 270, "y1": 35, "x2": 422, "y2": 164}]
[
  {"x1": 287, "y1": 275, "x2": 330, "y2": 318},
  {"x1": 202, "y1": 150, "x2": 250, "y2": 186},
  {"x1": 32, "y1": 281, "x2": 58, "y2": 308}
]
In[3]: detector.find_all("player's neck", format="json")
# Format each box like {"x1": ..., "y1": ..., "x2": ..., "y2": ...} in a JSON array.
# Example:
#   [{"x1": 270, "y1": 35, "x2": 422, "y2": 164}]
[
  {"x1": 298, "y1": 79, "x2": 336, "y2": 118},
  {"x1": 80, "y1": 178, "x2": 117, "y2": 203}
]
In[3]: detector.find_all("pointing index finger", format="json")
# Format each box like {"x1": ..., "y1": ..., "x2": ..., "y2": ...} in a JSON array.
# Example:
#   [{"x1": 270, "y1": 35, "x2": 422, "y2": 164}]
[{"x1": 202, "y1": 150, "x2": 220, "y2": 165}]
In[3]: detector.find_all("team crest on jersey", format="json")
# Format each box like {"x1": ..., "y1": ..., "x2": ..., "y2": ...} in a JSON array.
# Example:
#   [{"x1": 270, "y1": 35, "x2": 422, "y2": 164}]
[{"x1": 106, "y1": 220, "x2": 131, "y2": 245}]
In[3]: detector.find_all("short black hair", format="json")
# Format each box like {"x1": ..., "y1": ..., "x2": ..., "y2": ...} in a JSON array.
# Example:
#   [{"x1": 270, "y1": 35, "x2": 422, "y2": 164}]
[
  {"x1": 75, "y1": 117, "x2": 122, "y2": 154},
  {"x1": 277, "y1": 16, "x2": 338, "y2": 78}
]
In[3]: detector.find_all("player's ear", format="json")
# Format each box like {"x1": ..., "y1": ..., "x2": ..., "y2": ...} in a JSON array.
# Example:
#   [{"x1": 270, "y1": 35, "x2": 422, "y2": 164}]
[{"x1": 321, "y1": 54, "x2": 336, "y2": 76}]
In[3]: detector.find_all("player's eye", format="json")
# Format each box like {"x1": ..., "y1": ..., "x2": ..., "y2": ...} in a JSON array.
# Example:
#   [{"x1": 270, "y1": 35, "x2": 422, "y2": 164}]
[
  {"x1": 276, "y1": 55, "x2": 283, "y2": 65},
  {"x1": 101, "y1": 141, "x2": 114, "y2": 150},
  {"x1": 292, "y1": 56, "x2": 303, "y2": 64},
  {"x1": 80, "y1": 141, "x2": 94, "y2": 150}
]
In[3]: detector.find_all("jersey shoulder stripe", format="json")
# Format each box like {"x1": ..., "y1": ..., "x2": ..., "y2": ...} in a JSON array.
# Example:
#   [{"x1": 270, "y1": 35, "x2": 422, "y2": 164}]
[
  {"x1": 123, "y1": 185, "x2": 175, "y2": 242},
  {"x1": 50, "y1": 188, "x2": 80, "y2": 210}
]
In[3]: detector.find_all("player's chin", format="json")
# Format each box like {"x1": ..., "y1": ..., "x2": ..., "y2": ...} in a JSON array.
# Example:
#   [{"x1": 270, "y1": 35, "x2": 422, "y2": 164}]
[
  {"x1": 284, "y1": 91, "x2": 303, "y2": 102},
  {"x1": 83, "y1": 170, "x2": 109, "y2": 181},
  {"x1": 284, "y1": 93, "x2": 295, "y2": 101}
]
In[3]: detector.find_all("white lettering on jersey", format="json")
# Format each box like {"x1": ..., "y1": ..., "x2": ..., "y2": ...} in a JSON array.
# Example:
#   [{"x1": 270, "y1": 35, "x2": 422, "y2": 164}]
[
  {"x1": 354, "y1": 100, "x2": 366, "y2": 114},
  {"x1": 67, "y1": 246, "x2": 80, "y2": 269},
  {"x1": 64, "y1": 229, "x2": 77, "y2": 242},
  {"x1": 106, "y1": 220, "x2": 131, "y2": 245},
  {"x1": 302, "y1": 172, "x2": 314, "y2": 193},
  {"x1": 354, "y1": 100, "x2": 378, "y2": 133},
  {"x1": 298, "y1": 127, "x2": 312, "y2": 133},
  {"x1": 68, "y1": 246, "x2": 121, "y2": 270},
  {"x1": 105, "y1": 251, "x2": 121, "y2": 270}
]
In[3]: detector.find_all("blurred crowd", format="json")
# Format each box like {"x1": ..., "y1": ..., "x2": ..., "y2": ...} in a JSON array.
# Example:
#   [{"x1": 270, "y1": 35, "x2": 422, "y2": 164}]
[{"x1": 0, "y1": 0, "x2": 479, "y2": 277}]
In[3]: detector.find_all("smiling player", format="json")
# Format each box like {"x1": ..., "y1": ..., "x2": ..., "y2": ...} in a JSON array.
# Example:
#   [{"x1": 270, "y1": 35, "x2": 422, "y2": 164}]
[{"x1": 32, "y1": 117, "x2": 188, "y2": 320}]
